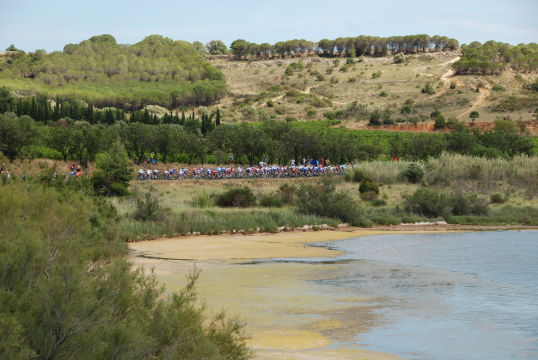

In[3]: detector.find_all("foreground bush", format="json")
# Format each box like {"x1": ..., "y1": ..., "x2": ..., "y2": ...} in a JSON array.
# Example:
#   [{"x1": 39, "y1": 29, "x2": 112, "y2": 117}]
[
  {"x1": 0, "y1": 182, "x2": 250, "y2": 359},
  {"x1": 216, "y1": 187, "x2": 257, "y2": 207},
  {"x1": 405, "y1": 186, "x2": 489, "y2": 218}
]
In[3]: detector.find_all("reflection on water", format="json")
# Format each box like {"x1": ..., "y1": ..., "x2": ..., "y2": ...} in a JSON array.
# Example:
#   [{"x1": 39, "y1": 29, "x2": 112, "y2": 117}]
[{"x1": 262, "y1": 231, "x2": 538, "y2": 360}]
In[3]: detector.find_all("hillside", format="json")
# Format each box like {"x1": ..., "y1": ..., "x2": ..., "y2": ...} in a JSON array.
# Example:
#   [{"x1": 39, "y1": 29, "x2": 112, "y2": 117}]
[
  {"x1": 210, "y1": 50, "x2": 538, "y2": 130},
  {"x1": 0, "y1": 35, "x2": 226, "y2": 110}
]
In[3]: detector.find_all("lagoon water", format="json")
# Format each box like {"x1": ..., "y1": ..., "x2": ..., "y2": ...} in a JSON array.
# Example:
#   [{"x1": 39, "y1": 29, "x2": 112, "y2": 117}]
[{"x1": 265, "y1": 231, "x2": 538, "y2": 360}]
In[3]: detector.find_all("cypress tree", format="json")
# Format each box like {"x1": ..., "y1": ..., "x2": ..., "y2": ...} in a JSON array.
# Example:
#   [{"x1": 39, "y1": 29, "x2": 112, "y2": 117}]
[
  {"x1": 143, "y1": 109, "x2": 151, "y2": 123},
  {"x1": 30, "y1": 97, "x2": 37, "y2": 120},
  {"x1": 215, "y1": 107, "x2": 221, "y2": 126}
]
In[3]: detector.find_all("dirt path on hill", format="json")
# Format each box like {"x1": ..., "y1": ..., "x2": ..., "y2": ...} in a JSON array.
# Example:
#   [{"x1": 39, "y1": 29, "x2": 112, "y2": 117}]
[
  {"x1": 457, "y1": 87, "x2": 490, "y2": 119},
  {"x1": 422, "y1": 56, "x2": 460, "y2": 100}
]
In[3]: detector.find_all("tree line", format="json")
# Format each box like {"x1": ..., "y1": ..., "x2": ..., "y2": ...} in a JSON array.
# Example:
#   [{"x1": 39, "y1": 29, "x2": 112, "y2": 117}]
[
  {"x1": 0, "y1": 88, "x2": 225, "y2": 129},
  {"x1": 453, "y1": 41, "x2": 538, "y2": 75},
  {"x1": 1, "y1": 111, "x2": 533, "y2": 166},
  {"x1": 220, "y1": 34, "x2": 459, "y2": 60}
]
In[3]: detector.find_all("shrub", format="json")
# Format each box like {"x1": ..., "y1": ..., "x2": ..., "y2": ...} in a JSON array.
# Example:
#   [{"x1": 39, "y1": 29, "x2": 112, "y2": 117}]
[
  {"x1": 421, "y1": 84, "x2": 435, "y2": 95},
  {"x1": 401, "y1": 105, "x2": 412, "y2": 114},
  {"x1": 371, "y1": 71, "x2": 381, "y2": 79},
  {"x1": 277, "y1": 183, "x2": 296, "y2": 204},
  {"x1": 369, "y1": 111, "x2": 382, "y2": 126},
  {"x1": 405, "y1": 187, "x2": 489, "y2": 218},
  {"x1": 490, "y1": 193, "x2": 507, "y2": 204},
  {"x1": 402, "y1": 163, "x2": 424, "y2": 183},
  {"x1": 359, "y1": 179, "x2": 379, "y2": 195},
  {"x1": 393, "y1": 53, "x2": 405, "y2": 64},
  {"x1": 452, "y1": 193, "x2": 489, "y2": 216},
  {"x1": 133, "y1": 191, "x2": 167, "y2": 221},
  {"x1": 492, "y1": 84, "x2": 506, "y2": 92},
  {"x1": 306, "y1": 109, "x2": 317, "y2": 117},
  {"x1": 404, "y1": 187, "x2": 453, "y2": 217},
  {"x1": 379, "y1": 91, "x2": 388, "y2": 97},
  {"x1": 260, "y1": 195, "x2": 283, "y2": 207},
  {"x1": 434, "y1": 115, "x2": 446, "y2": 129},
  {"x1": 296, "y1": 175, "x2": 361, "y2": 225},
  {"x1": 324, "y1": 112, "x2": 336, "y2": 120},
  {"x1": 449, "y1": 81, "x2": 456, "y2": 89},
  {"x1": 216, "y1": 187, "x2": 256, "y2": 207}
]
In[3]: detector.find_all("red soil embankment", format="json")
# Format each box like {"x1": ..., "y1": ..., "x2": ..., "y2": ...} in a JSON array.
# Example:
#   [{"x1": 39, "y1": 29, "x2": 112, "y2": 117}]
[{"x1": 349, "y1": 120, "x2": 538, "y2": 135}]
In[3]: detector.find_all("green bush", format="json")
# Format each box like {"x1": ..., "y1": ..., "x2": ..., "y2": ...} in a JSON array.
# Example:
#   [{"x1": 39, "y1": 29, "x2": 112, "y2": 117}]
[
  {"x1": 393, "y1": 53, "x2": 405, "y2": 64},
  {"x1": 216, "y1": 187, "x2": 256, "y2": 207},
  {"x1": 452, "y1": 193, "x2": 489, "y2": 216},
  {"x1": 434, "y1": 115, "x2": 446, "y2": 129},
  {"x1": 0, "y1": 182, "x2": 250, "y2": 359},
  {"x1": 359, "y1": 179, "x2": 379, "y2": 194},
  {"x1": 404, "y1": 187, "x2": 453, "y2": 217},
  {"x1": 490, "y1": 193, "x2": 507, "y2": 204},
  {"x1": 405, "y1": 187, "x2": 489, "y2": 218},
  {"x1": 133, "y1": 191, "x2": 167, "y2": 221},
  {"x1": 277, "y1": 183, "x2": 296, "y2": 204},
  {"x1": 296, "y1": 175, "x2": 361, "y2": 225},
  {"x1": 421, "y1": 84, "x2": 435, "y2": 95},
  {"x1": 260, "y1": 195, "x2": 283, "y2": 207},
  {"x1": 402, "y1": 163, "x2": 424, "y2": 183}
]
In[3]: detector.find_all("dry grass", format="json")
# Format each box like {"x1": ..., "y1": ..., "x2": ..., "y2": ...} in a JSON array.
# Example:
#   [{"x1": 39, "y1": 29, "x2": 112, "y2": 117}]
[{"x1": 210, "y1": 52, "x2": 537, "y2": 127}]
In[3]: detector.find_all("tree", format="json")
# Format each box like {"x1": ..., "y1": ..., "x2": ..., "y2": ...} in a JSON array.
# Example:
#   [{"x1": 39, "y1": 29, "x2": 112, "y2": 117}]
[
  {"x1": 215, "y1": 107, "x2": 221, "y2": 126},
  {"x1": 205, "y1": 40, "x2": 228, "y2": 55},
  {"x1": 5, "y1": 44, "x2": 19, "y2": 51},
  {"x1": 92, "y1": 140, "x2": 132, "y2": 196},
  {"x1": 469, "y1": 111, "x2": 480, "y2": 122},
  {"x1": 230, "y1": 39, "x2": 251, "y2": 60},
  {"x1": 192, "y1": 41, "x2": 205, "y2": 54},
  {"x1": 0, "y1": 113, "x2": 35, "y2": 161}
]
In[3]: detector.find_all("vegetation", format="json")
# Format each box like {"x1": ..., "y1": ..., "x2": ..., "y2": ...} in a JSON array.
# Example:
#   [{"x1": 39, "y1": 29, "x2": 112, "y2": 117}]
[
  {"x1": 0, "y1": 181, "x2": 251, "y2": 359},
  {"x1": 295, "y1": 175, "x2": 361, "y2": 225},
  {"x1": 0, "y1": 35, "x2": 227, "y2": 109},
  {"x1": 1, "y1": 112, "x2": 534, "y2": 167},
  {"x1": 216, "y1": 187, "x2": 257, "y2": 207},
  {"x1": 229, "y1": 34, "x2": 458, "y2": 60},
  {"x1": 453, "y1": 41, "x2": 538, "y2": 75}
]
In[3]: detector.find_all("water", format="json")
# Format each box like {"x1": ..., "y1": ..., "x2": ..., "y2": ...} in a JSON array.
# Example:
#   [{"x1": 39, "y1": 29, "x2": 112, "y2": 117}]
[{"x1": 262, "y1": 231, "x2": 538, "y2": 360}]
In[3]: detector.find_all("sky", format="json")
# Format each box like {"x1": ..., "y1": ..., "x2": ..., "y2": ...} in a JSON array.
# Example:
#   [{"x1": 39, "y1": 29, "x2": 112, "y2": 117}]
[{"x1": 1, "y1": 0, "x2": 537, "y2": 52}]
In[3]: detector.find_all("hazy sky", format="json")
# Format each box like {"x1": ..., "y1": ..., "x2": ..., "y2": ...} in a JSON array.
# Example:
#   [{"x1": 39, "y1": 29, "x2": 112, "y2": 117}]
[{"x1": 1, "y1": 0, "x2": 536, "y2": 52}]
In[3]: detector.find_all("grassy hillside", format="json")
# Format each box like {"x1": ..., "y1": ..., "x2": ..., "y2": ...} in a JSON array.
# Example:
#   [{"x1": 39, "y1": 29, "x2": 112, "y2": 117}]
[
  {"x1": 211, "y1": 51, "x2": 538, "y2": 128},
  {"x1": 0, "y1": 35, "x2": 226, "y2": 109}
]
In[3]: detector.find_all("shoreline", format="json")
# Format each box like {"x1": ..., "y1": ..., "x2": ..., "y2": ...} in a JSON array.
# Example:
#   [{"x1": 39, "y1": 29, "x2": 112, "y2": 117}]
[{"x1": 128, "y1": 227, "x2": 535, "y2": 360}]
